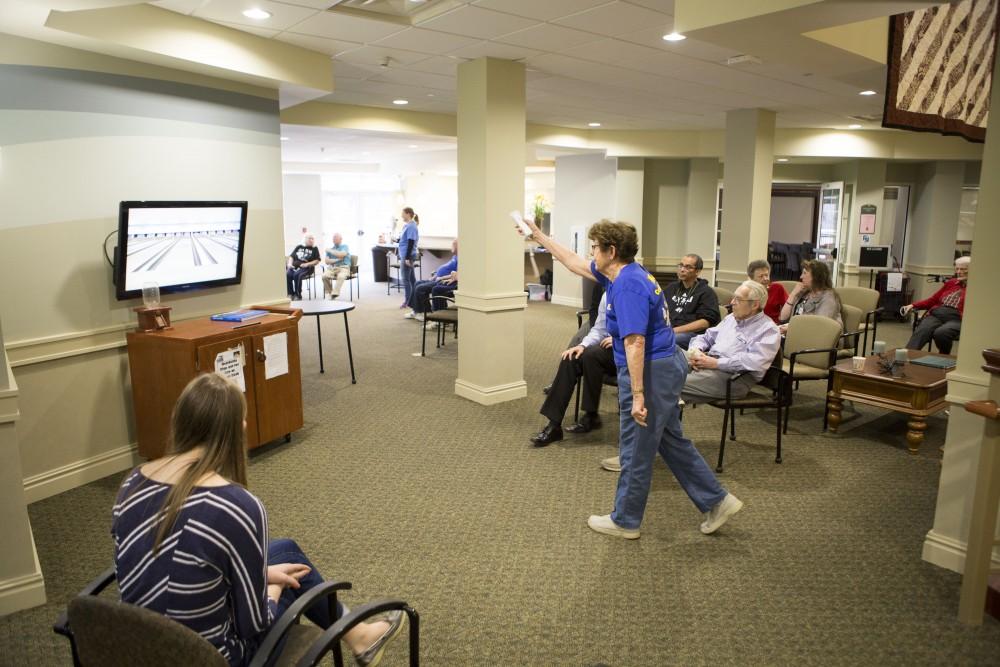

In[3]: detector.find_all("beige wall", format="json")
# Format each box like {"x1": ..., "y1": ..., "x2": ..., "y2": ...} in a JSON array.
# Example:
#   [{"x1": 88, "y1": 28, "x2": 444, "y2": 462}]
[{"x1": 0, "y1": 36, "x2": 288, "y2": 501}]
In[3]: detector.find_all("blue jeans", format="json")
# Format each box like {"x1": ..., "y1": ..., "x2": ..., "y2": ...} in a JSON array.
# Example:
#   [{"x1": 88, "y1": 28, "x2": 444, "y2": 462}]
[
  {"x1": 611, "y1": 352, "x2": 727, "y2": 530},
  {"x1": 267, "y1": 538, "x2": 343, "y2": 628},
  {"x1": 673, "y1": 331, "x2": 695, "y2": 349},
  {"x1": 400, "y1": 262, "x2": 416, "y2": 304}
]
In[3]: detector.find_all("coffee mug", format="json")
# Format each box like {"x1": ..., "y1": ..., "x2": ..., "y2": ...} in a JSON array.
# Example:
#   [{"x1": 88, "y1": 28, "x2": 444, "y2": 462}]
[
  {"x1": 872, "y1": 340, "x2": 887, "y2": 355},
  {"x1": 852, "y1": 356, "x2": 866, "y2": 371},
  {"x1": 895, "y1": 348, "x2": 908, "y2": 362}
]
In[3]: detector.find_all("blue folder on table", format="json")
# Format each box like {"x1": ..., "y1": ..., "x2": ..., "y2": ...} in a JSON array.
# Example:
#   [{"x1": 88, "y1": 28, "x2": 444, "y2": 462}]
[
  {"x1": 910, "y1": 355, "x2": 956, "y2": 369},
  {"x1": 211, "y1": 309, "x2": 268, "y2": 322}
]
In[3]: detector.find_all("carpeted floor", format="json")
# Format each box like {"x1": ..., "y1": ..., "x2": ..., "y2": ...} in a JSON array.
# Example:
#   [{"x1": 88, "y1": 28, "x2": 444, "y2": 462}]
[{"x1": 2, "y1": 285, "x2": 998, "y2": 666}]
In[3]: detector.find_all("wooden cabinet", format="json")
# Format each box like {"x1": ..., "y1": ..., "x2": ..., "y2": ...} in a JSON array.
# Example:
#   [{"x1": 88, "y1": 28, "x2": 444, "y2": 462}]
[{"x1": 126, "y1": 305, "x2": 303, "y2": 459}]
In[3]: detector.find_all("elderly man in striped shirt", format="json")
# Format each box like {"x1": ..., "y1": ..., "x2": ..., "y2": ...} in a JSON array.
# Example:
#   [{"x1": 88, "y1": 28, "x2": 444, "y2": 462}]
[{"x1": 682, "y1": 280, "x2": 782, "y2": 403}]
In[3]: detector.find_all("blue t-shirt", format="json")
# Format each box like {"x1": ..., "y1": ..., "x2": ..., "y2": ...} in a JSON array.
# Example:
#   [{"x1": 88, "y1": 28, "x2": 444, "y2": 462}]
[
  {"x1": 591, "y1": 261, "x2": 675, "y2": 367},
  {"x1": 326, "y1": 243, "x2": 350, "y2": 268},
  {"x1": 397, "y1": 222, "x2": 419, "y2": 260}
]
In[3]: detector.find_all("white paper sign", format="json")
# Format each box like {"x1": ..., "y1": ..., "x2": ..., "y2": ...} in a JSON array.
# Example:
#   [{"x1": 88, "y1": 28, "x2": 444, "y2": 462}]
[
  {"x1": 886, "y1": 272, "x2": 903, "y2": 292},
  {"x1": 215, "y1": 348, "x2": 245, "y2": 392},
  {"x1": 264, "y1": 332, "x2": 289, "y2": 379}
]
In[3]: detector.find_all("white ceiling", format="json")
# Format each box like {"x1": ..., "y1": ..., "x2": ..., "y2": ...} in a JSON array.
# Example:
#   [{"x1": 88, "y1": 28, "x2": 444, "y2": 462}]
[{"x1": 150, "y1": 0, "x2": 892, "y2": 131}]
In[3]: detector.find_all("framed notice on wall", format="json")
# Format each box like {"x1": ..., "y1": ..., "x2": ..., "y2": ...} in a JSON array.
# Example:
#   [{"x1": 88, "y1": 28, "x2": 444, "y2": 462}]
[{"x1": 859, "y1": 204, "x2": 877, "y2": 234}]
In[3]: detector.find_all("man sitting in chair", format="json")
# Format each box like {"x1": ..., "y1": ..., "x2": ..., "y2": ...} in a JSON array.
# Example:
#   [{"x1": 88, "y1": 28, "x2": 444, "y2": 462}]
[
  {"x1": 322, "y1": 232, "x2": 351, "y2": 300},
  {"x1": 530, "y1": 294, "x2": 616, "y2": 447},
  {"x1": 286, "y1": 234, "x2": 320, "y2": 300},
  {"x1": 664, "y1": 253, "x2": 721, "y2": 349},
  {"x1": 405, "y1": 239, "x2": 458, "y2": 321},
  {"x1": 901, "y1": 255, "x2": 969, "y2": 354},
  {"x1": 682, "y1": 280, "x2": 782, "y2": 403}
]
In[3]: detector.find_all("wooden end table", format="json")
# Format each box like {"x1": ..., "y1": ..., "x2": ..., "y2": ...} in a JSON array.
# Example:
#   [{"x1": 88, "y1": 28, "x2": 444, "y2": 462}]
[{"x1": 826, "y1": 348, "x2": 954, "y2": 454}]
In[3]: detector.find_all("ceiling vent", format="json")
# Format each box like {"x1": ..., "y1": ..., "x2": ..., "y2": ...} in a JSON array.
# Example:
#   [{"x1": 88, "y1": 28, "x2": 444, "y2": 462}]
[
  {"x1": 725, "y1": 54, "x2": 762, "y2": 66},
  {"x1": 850, "y1": 114, "x2": 882, "y2": 122}
]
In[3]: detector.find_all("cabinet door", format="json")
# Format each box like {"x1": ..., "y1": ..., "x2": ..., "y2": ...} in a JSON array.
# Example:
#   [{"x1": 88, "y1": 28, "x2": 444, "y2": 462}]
[
  {"x1": 196, "y1": 339, "x2": 261, "y2": 448},
  {"x1": 251, "y1": 325, "x2": 303, "y2": 445}
]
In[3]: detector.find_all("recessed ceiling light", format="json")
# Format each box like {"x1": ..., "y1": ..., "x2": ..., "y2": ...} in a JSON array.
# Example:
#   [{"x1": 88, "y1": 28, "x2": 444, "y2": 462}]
[
  {"x1": 280, "y1": 136, "x2": 289, "y2": 141},
  {"x1": 392, "y1": 99, "x2": 409, "y2": 105},
  {"x1": 588, "y1": 122, "x2": 602, "y2": 127},
  {"x1": 776, "y1": 158, "x2": 789, "y2": 162},
  {"x1": 848, "y1": 124, "x2": 863, "y2": 129},
  {"x1": 662, "y1": 32, "x2": 686, "y2": 42},
  {"x1": 241, "y1": 8, "x2": 271, "y2": 20},
  {"x1": 859, "y1": 90, "x2": 878, "y2": 96}
]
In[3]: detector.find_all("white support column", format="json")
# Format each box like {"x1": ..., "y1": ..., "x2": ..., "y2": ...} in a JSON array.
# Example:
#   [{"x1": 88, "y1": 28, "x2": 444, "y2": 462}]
[
  {"x1": 905, "y1": 161, "x2": 965, "y2": 301},
  {"x1": 686, "y1": 158, "x2": 721, "y2": 282},
  {"x1": 923, "y1": 53, "x2": 1000, "y2": 575},
  {"x1": 454, "y1": 58, "x2": 527, "y2": 405},
  {"x1": 615, "y1": 157, "x2": 645, "y2": 261},
  {"x1": 841, "y1": 160, "x2": 886, "y2": 287},
  {"x1": 718, "y1": 109, "x2": 775, "y2": 290}
]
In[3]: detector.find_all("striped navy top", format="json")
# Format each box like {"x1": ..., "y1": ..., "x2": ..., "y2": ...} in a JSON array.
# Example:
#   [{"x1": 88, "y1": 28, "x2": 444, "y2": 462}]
[{"x1": 112, "y1": 469, "x2": 277, "y2": 666}]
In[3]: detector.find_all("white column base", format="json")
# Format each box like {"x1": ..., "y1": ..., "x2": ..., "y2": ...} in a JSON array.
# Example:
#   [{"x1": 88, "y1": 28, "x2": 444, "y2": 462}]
[
  {"x1": 454, "y1": 378, "x2": 527, "y2": 405},
  {"x1": 715, "y1": 269, "x2": 748, "y2": 291},
  {"x1": 923, "y1": 528, "x2": 1000, "y2": 575},
  {"x1": 0, "y1": 534, "x2": 45, "y2": 616},
  {"x1": 550, "y1": 294, "x2": 583, "y2": 309}
]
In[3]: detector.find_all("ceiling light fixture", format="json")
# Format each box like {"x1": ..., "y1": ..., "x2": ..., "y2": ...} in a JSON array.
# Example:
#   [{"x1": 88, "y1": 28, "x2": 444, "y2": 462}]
[
  {"x1": 776, "y1": 158, "x2": 789, "y2": 162},
  {"x1": 280, "y1": 136, "x2": 289, "y2": 141},
  {"x1": 859, "y1": 90, "x2": 877, "y2": 96},
  {"x1": 662, "y1": 32, "x2": 686, "y2": 42},
  {"x1": 408, "y1": 145, "x2": 418, "y2": 148},
  {"x1": 588, "y1": 122, "x2": 602, "y2": 127},
  {"x1": 393, "y1": 99, "x2": 409, "y2": 105},
  {"x1": 241, "y1": 8, "x2": 271, "y2": 20},
  {"x1": 848, "y1": 124, "x2": 863, "y2": 129}
]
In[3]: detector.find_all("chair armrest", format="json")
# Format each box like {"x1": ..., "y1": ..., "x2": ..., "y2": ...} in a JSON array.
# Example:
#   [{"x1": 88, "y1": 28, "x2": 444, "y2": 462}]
[
  {"x1": 788, "y1": 346, "x2": 840, "y2": 377},
  {"x1": 53, "y1": 567, "x2": 116, "y2": 639},
  {"x1": 576, "y1": 309, "x2": 588, "y2": 329},
  {"x1": 248, "y1": 580, "x2": 352, "y2": 667},
  {"x1": 297, "y1": 599, "x2": 419, "y2": 667}
]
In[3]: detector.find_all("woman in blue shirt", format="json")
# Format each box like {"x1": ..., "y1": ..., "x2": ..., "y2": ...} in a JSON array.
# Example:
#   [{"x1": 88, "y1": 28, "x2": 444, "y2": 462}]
[
  {"x1": 112, "y1": 373, "x2": 406, "y2": 666},
  {"x1": 519, "y1": 218, "x2": 742, "y2": 539},
  {"x1": 397, "y1": 207, "x2": 420, "y2": 308}
]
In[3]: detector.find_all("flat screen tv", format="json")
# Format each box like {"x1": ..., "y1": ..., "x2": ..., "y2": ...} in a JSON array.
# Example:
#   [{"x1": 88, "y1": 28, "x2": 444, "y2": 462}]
[{"x1": 114, "y1": 201, "x2": 248, "y2": 301}]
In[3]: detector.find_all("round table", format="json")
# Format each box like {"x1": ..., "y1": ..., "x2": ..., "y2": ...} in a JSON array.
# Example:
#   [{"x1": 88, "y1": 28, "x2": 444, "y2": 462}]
[{"x1": 290, "y1": 299, "x2": 357, "y2": 382}]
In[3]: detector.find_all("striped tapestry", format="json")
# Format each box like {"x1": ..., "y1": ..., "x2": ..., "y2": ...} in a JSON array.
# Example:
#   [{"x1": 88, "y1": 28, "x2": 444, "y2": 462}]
[{"x1": 884, "y1": 0, "x2": 999, "y2": 143}]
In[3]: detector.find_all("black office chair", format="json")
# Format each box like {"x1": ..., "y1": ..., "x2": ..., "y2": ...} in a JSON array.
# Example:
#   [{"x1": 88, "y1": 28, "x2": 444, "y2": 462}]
[{"x1": 419, "y1": 296, "x2": 458, "y2": 357}]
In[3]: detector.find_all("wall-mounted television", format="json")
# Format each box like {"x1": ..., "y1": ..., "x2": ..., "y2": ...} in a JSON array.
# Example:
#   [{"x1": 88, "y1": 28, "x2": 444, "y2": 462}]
[
  {"x1": 858, "y1": 244, "x2": 893, "y2": 270},
  {"x1": 114, "y1": 201, "x2": 248, "y2": 301}
]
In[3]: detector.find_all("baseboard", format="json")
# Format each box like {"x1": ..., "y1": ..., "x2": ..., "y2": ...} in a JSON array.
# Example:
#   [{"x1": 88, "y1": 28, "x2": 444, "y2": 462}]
[
  {"x1": 454, "y1": 378, "x2": 527, "y2": 405},
  {"x1": 23, "y1": 442, "x2": 140, "y2": 504},
  {"x1": 550, "y1": 295, "x2": 583, "y2": 308},
  {"x1": 923, "y1": 529, "x2": 1000, "y2": 575},
  {"x1": 0, "y1": 533, "x2": 45, "y2": 616}
]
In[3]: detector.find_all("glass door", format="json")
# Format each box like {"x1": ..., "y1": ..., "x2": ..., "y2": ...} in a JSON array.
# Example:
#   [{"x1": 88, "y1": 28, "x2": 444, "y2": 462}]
[{"x1": 817, "y1": 181, "x2": 844, "y2": 282}]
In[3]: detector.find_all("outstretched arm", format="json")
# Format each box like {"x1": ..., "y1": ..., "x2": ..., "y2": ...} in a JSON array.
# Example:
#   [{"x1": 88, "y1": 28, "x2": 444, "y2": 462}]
[{"x1": 517, "y1": 218, "x2": 594, "y2": 281}]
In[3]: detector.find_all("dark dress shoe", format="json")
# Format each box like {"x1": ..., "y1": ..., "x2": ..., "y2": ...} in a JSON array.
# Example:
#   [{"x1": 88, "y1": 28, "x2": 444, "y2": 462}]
[
  {"x1": 566, "y1": 413, "x2": 602, "y2": 434},
  {"x1": 530, "y1": 424, "x2": 563, "y2": 447},
  {"x1": 542, "y1": 383, "x2": 552, "y2": 395}
]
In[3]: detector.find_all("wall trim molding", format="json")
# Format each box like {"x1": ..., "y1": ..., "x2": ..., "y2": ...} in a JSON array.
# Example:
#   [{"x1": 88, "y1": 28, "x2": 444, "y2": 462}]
[
  {"x1": 454, "y1": 378, "x2": 527, "y2": 406},
  {"x1": 6, "y1": 299, "x2": 289, "y2": 368},
  {"x1": 0, "y1": 534, "x2": 45, "y2": 616},
  {"x1": 923, "y1": 528, "x2": 1000, "y2": 574},
  {"x1": 551, "y1": 295, "x2": 583, "y2": 309},
  {"x1": 904, "y1": 263, "x2": 956, "y2": 276},
  {"x1": 23, "y1": 442, "x2": 140, "y2": 504}
]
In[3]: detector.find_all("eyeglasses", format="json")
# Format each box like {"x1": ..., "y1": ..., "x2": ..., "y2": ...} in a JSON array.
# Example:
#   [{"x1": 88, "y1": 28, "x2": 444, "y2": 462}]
[
  {"x1": 730, "y1": 298, "x2": 758, "y2": 303},
  {"x1": 677, "y1": 263, "x2": 698, "y2": 270}
]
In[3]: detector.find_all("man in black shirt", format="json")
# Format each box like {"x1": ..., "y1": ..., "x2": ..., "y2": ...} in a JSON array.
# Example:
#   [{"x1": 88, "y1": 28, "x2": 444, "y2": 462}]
[
  {"x1": 286, "y1": 235, "x2": 320, "y2": 300},
  {"x1": 664, "y1": 253, "x2": 720, "y2": 349}
]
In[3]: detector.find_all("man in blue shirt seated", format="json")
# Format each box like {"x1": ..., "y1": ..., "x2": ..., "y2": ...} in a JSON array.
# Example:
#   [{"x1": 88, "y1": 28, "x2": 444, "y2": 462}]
[
  {"x1": 405, "y1": 239, "x2": 458, "y2": 321},
  {"x1": 683, "y1": 280, "x2": 782, "y2": 403},
  {"x1": 530, "y1": 294, "x2": 616, "y2": 446},
  {"x1": 322, "y1": 232, "x2": 351, "y2": 300}
]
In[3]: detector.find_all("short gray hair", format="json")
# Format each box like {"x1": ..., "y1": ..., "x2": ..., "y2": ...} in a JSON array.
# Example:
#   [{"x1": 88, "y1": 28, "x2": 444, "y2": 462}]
[
  {"x1": 747, "y1": 259, "x2": 770, "y2": 278},
  {"x1": 955, "y1": 256, "x2": 970, "y2": 267},
  {"x1": 739, "y1": 280, "x2": 768, "y2": 307}
]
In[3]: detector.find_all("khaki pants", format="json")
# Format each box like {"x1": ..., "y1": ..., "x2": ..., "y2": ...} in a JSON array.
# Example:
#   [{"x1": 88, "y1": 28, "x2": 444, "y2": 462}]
[{"x1": 323, "y1": 266, "x2": 350, "y2": 298}]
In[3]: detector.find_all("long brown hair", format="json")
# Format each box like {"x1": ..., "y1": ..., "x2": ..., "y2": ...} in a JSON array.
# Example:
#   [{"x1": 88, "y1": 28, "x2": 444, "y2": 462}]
[
  {"x1": 151, "y1": 373, "x2": 248, "y2": 552},
  {"x1": 802, "y1": 259, "x2": 842, "y2": 308}
]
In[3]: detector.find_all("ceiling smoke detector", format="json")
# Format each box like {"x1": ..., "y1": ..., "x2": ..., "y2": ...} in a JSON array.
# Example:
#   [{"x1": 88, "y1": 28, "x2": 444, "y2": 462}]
[{"x1": 725, "y1": 54, "x2": 762, "y2": 66}]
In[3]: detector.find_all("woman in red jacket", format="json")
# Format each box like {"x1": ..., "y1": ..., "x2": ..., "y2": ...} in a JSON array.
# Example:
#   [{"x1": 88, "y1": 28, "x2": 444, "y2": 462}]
[{"x1": 902, "y1": 256, "x2": 970, "y2": 354}]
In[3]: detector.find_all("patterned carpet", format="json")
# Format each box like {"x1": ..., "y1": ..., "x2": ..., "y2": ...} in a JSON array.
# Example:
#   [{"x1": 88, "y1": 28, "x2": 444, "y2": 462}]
[{"x1": 2, "y1": 284, "x2": 998, "y2": 666}]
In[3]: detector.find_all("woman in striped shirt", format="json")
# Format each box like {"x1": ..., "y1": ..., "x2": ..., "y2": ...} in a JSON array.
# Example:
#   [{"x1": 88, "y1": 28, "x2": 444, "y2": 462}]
[{"x1": 112, "y1": 373, "x2": 405, "y2": 666}]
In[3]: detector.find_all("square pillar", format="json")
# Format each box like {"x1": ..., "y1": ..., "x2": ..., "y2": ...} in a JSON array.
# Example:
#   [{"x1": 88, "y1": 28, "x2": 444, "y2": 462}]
[
  {"x1": 454, "y1": 58, "x2": 527, "y2": 404},
  {"x1": 718, "y1": 108, "x2": 775, "y2": 289}
]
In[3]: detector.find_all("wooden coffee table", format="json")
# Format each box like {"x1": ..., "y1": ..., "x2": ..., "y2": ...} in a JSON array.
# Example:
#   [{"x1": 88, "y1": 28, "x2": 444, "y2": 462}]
[{"x1": 826, "y1": 348, "x2": 954, "y2": 454}]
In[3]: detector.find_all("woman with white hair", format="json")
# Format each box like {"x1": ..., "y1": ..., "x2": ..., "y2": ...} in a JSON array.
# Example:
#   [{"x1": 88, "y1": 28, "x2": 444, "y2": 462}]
[{"x1": 902, "y1": 255, "x2": 970, "y2": 354}]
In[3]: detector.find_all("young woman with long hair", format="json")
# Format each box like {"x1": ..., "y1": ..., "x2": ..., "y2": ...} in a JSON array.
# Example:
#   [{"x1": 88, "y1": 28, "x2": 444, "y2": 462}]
[
  {"x1": 779, "y1": 258, "x2": 843, "y2": 332},
  {"x1": 112, "y1": 373, "x2": 405, "y2": 666}
]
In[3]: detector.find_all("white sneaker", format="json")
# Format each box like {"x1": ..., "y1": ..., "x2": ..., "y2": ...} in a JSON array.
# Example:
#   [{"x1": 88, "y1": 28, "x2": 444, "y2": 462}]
[
  {"x1": 403, "y1": 311, "x2": 416, "y2": 319},
  {"x1": 413, "y1": 313, "x2": 425, "y2": 322},
  {"x1": 587, "y1": 514, "x2": 640, "y2": 540},
  {"x1": 700, "y1": 493, "x2": 743, "y2": 534},
  {"x1": 601, "y1": 455, "x2": 621, "y2": 472}
]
